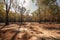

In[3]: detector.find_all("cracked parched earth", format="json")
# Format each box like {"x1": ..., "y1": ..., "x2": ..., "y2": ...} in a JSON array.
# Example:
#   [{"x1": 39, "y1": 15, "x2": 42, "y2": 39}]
[{"x1": 0, "y1": 22, "x2": 60, "y2": 40}]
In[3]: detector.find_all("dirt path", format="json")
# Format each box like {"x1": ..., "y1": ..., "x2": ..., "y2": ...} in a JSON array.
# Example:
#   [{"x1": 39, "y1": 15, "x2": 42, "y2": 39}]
[{"x1": 0, "y1": 22, "x2": 60, "y2": 40}]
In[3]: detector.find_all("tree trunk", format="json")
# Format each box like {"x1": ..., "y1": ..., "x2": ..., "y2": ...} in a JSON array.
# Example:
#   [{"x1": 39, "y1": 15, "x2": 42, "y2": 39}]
[
  {"x1": 20, "y1": 7, "x2": 23, "y2": 25},
  {"x1": 39, "y1": 7, "x2": 41, "y2": 23},
  {"x1": 21, "y1": 13, "x2": 23, "y2": 24},
  {"x1": 5, "y1": 10, "x2": 9, "y2": 25}
]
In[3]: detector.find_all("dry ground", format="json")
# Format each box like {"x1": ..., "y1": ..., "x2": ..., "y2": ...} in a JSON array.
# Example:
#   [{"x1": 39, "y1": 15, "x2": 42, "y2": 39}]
[{"x1": 0, "y1": 22, "x2": 60, "y2": 40}]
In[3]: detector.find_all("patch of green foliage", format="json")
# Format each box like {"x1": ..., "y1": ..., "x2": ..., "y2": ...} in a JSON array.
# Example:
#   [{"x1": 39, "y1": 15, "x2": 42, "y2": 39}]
[{"x1": 32, "y1": 0, "x2": 34, "y2": 3}]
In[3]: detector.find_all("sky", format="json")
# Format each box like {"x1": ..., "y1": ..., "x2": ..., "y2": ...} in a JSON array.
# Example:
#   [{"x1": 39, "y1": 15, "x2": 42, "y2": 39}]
[
  {"x1": 23, "y1": 0, "x2": 38, "y2": 13},
  {"x1": 57, "y1": 0, "x2": 60, "y2": 6},
  {"x1": 0, "y1": 0, "x2": 60, "y2": 15},
  {"x1": 15, "y1": 0, "x2": 38, "y2": 14},
  {"x1": 7, "y1": 0, "x2": 38, "y2": 15}
]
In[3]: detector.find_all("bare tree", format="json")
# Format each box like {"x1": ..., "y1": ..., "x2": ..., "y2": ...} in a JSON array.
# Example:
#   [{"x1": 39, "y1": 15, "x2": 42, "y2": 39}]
[
  {"x1": 18, "y1": 0, "x2": 26, "y2": 24},
  {"x1": 4, "y1": 0, "x2": 13, "y2": 25},
  {"x1": 12, "y1": 0, "x2": 18, "y2": 22},
  {"x1": 18, "y1": 6, "x2": 26, "y2": 24}
]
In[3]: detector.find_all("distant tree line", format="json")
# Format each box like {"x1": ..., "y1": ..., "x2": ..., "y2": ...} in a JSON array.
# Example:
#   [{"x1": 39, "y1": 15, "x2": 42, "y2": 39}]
[{"x1": 0, "y1": 0, "x2": 60, "y2": 25}]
